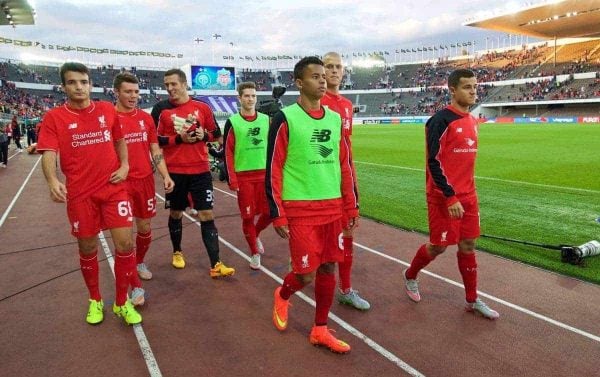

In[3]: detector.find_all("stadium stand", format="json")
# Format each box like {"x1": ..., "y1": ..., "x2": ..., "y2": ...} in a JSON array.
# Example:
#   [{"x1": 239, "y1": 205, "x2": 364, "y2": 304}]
[{"x1": 0, "y1": 36, "x2": 599, "y2": 122}]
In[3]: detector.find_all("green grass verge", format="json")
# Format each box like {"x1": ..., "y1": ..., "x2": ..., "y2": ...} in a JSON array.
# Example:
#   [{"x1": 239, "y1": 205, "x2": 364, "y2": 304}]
[{"x1": 352, "y1": 123, "x2": 600, "y2": 284}]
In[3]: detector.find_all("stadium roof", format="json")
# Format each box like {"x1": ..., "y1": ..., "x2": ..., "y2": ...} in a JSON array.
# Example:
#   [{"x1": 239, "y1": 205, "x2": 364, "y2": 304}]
[
  {"x1": 464, "y1": 0, "x2": 600, "y2": 39},
  {"x1": 0, "y1": 0, "x2": 35, "y2": 27}
]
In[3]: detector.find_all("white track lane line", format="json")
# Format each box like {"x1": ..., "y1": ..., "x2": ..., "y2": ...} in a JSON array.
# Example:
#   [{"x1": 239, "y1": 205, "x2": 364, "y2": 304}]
[
  {"x1": 213, "y1": 187, "x2": 600, "y2": 344},
  {"x1": 0, "y1": 155, "x2": 41, "y2": 228},
  {"x1": 168, "y1": 191, "x2": 424, "y2": 376},
  {"x1": 354, "y1": 160, "x2": 600, "y2": 194},
  {"x1": 98, "y1": 233, "x2": 162, "y2": 377}
]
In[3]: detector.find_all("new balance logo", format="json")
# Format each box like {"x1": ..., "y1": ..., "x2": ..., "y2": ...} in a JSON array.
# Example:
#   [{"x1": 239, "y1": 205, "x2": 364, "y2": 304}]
[
  {"x1": 311, "y1": 144, "x2": 333, "y2": 158},
  {"x1": 310, "y1": 129, "x2": 331, "y2": 142},
  {"x1": 246, "y1": 127, "x2": 260, "y2": 136},
  {"x1": 68, "y1": 123, "x2": 78, "y2": 129}
]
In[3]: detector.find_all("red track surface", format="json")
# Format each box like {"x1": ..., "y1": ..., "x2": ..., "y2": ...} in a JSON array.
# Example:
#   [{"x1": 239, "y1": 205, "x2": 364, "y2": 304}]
[{"x1": 1, "y1": 150, "x2": 599, "y2": 377}]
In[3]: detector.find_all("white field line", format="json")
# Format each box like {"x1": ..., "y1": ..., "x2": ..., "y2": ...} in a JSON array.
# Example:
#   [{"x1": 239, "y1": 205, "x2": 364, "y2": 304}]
[
  {"x1": 0, "y1": 155, "x2": 41, "y2": 228},
  {"x1": 354, "y1": 160, "x2": 600, "y2": 194},
  {"x1": 157, "y1": 191, "x2": 424, "y2": 376},
  {"x1": 98, "y1": 233, "x2": 163, "y2": 377},
  {"x1": 214, "y1": 186, "x2": 600, "y2": 344}
]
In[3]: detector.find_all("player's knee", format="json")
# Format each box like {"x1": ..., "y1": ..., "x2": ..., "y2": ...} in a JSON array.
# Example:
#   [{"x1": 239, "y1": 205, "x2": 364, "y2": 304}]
[
  {"x1": 458, "y1": 239, "x2": 476, "y2": 253},
  {"x1": 427, "y1": 243, "x2": 447, "y2": 256},
  {"x1": 317, "y1": 262, "x2": 335, "y2": 274},
  {"x1": 297, "y1": 271, "x2": 316, "y2": 285},
  {"x1": 169, "y1": 210, "x2": 183, "y2": 220},
  {"x1": 136, "y1": 220, "x2": 151, "y2": 234},
  {"x1": 78, "y1": 237, "x2": 97, "y2": 253},
  {"x1": 198, "y1": 210, "x2": 214, "y2": 222}
]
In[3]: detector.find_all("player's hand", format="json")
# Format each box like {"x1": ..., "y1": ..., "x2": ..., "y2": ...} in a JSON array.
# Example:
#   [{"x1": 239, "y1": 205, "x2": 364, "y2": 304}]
[
  {"x1": 180, "y1": 130, "x2": 198, "y2": 143},
  {"x1": 274, "y1": 225, "x2": 289, "y2": 239},
  {"x1": 163, "y1": 175, "x2": 175, "y2": 193},
  {"x1": 109, "y1": 165, "x2": 129, "y2": 184},
  {"x1": 346, "y1": 216, "x2": 359, "y2": 231},
  {"x1": 193, "y1": 126, "x2": 205, "y2": 141},
  {"x1": 48, "y1": 180, "x2": 67, "y2": 203},
  {"x1": 448, "y1": 201, "x2": 465, "y2": 219}
]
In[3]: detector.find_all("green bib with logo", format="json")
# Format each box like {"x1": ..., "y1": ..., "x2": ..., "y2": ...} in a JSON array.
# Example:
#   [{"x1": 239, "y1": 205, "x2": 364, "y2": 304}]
[
  {"x1": 281, "y1": 103, "x2": 342, "y2": 200},
  {"x1": 230, "y1": 112, "x2": 269, "y2": 172}
]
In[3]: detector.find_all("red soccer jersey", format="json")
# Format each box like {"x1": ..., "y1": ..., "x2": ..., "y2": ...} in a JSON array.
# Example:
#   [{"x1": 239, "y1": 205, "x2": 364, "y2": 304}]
[
  {"x1": 425, "y1": 105, "x2": 478, "y2": 205},
  {"x1": 37, "y1": 101, "x2": 123, "y2": 202},
  {"x1": 117, "y1": 108, "x2": 158, "y2": 179},
  {"x1": 266, "y1": 107, "x2": 359, "y2": 226},
  {"x1": 321, "y1": 91, "x2": 353, "y2": 137},
  {"x1": 157, "y1": 99, "x2": 219, "y2": 174}
]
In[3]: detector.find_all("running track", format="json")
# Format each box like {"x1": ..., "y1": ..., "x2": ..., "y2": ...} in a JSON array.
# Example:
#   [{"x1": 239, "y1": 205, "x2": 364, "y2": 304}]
[{"x1": 1, "y1": 150, "x2": 599, "y2": 377}]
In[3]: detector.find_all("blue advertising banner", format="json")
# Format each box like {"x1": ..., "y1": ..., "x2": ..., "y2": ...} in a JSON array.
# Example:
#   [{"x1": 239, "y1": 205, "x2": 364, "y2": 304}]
[{"x1": 190, "y1": 65, "x2": 235, "y2": 90}]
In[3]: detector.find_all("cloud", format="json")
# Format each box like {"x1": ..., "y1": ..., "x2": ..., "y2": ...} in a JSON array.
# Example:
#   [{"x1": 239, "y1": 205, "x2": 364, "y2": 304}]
[{"x1": 5, "y1": 0, "x2": 541, "y2": 66}]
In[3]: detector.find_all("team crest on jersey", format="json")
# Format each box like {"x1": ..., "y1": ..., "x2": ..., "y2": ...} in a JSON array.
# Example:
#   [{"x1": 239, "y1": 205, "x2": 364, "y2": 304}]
[
  {"x1": 73, "y1": 221, "x2": 80, "y2": 233},
  {"x1": 441, "y1": 231, "x2": 448, "y2": 242},
  {"x1": 68, "y1": 123, "x2": 78, "y2": 129},
  {"x1": 98, "y1": 115, "x2": 107, "y2": 128},
  {"x1": 301, "y1": 254, "x2": 309, "y2": 269},
  {"x1": 139, "y1": 120, "x2": 146, "y2": 130}
]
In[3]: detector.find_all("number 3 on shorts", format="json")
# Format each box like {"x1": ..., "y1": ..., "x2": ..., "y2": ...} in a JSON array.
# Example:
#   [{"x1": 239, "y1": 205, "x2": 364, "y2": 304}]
[
  {"x1": 206, "y1": 189, "x2": 213, "y2": 203},
  {"x1": 117, "y1": 201, "x2": 132, "y2": 217}
]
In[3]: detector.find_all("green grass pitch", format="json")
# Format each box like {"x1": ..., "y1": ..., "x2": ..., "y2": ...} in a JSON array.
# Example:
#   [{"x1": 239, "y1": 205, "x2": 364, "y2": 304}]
[{"x1": 351, "y1": 123, "x2": 600, "y2": 284}]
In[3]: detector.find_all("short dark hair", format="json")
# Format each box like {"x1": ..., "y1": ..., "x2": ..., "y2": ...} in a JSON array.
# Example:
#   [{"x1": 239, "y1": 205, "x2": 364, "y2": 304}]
[
  {"x1": 164, "y1": 68, "x2": 187, "y2": 82},
  {"x1": 293, "y1": 56, "x2": 323, "y2": 81},
  {"x1": 113, "y1": 72, "x2": 139, "y2": 90},
  {"x1": 448, "y1": 69, "x2": 475, "y2": 89},
  {"x1": 59, "y1": 62, "x2": 89, "y2": 85},
  {"x1": 237, "y1": 81, "x2": 256, "y2": 95}
]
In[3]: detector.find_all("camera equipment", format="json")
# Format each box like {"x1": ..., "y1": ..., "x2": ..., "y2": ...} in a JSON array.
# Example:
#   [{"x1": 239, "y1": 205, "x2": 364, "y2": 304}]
[
  {"x1": 257, "y1": 86, "x2": 286, "y2": 117},
  {"x1": 481, "y1": 234, "x2": 600, "y2": 266}
]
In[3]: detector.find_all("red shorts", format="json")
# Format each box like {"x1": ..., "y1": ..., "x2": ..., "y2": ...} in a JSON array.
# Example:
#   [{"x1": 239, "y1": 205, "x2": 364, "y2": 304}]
[
  {"x1": 236, "y1": 180, "x2": 268, "y2": 219},
  {"x1": 288, "y1": 219, "x2": 344, "y2": 274},
  {"x1": 427, "y1": 195, "x2": 480, "y2": 246},
  {"x1": 126, "y1": 175, "x2": 156, "y2": 219},
  {"x1": 66, "y1": 183, "x2": 133, "y2": 238}
]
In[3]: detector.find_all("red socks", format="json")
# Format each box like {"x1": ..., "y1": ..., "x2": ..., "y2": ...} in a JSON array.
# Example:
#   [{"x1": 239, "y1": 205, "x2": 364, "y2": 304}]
[
  {"x1": 135, "y1": 231, "x2": 152, "y2": 264},
  {"x1": 255, "y1": 213, "x2": 272, "y2": 235},
  {"x1": 338, "y1": 236, "x2": 354, "y2": 293},
  {"x1": 114, "y1": 250, "x2": 136, "y2": 306},
  {"x1": 79, "y1": 250, "x2": 101, "y2": 301},
  {"x1": 314, "y1": 272, "x2": 336, "y2": 326},
  {"x1": 279, "y1": 272, "x2": 306, "y2": 300},
  {"x1": 406, "y1": 244, "x2": 435, "y2": 280},
  {"x1": 242, "y1": 217, "x2": 258, "y2": 254},
  {"x1": 457, "y1": 252, "x2": 478, "y2": 303}
]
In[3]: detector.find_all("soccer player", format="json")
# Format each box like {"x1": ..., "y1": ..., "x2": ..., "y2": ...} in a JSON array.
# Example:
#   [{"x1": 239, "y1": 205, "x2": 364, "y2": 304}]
[
  {"x1": 151, "y1": 69, "x2": 234, "y2": 277},
  {"x1": 113, "y1": 72, "x2": 175, "y2": 304},
  {"x1": 402, "y1": 68, "x2": 499, "y2": 320},
  {"x1": 321, "y1": 51, "x2": 370, "y2": 311},
  {"x1": 37, "y1": 62, "x2": 141, "y2": 325},
  {"x1": 223, "y1": 81, "x2": 272, "y2": 270},
  {"x1": 267, "y1": 57, "x2": 359, "y2": 353}
]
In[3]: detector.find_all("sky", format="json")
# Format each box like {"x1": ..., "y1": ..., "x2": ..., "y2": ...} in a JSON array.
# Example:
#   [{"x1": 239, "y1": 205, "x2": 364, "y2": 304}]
[{"x1": 0, "y1": 0, "x2": 549, "y2": 68}]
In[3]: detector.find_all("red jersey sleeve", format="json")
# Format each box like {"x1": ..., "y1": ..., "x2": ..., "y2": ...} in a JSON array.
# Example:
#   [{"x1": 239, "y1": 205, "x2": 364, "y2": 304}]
[
  {"x1": 36, "y1": 112, "x2": 58, "y2": 153},
  {"x1": 223, "y1": 119, "x2": 238, "y2": 190},
  {"x1": 146, "y1": 113, "x2": 158, "y2": 144},
  {"x1": 111, "y1": 109, "x2": 123, "y2": 140},
  {"x1": 339, "y1": 122, "x2": 359, "y2": 218}
]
